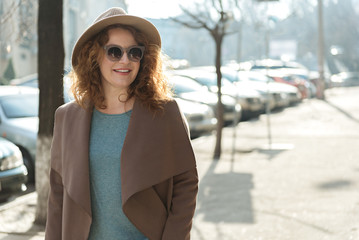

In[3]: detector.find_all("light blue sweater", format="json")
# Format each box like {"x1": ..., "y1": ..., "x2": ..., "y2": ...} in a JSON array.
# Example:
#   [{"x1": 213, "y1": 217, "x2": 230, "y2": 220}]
[{"x1": 88, "y1": 109, "x2": 147, "y2": 240}]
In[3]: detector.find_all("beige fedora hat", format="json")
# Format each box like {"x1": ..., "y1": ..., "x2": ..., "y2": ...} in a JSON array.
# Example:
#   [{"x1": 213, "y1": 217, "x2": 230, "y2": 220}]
[{"x1": 72, "y1": 7, "x2": 161, "y2": 67}]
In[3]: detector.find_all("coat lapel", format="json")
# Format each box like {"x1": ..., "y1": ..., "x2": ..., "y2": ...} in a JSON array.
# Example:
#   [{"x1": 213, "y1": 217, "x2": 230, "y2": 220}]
[
  {"x1": 121, "y1": 99, "x2": 196, "y2": 206},
  {"x1": 61, "y1": 102, "x2": 92, "y2": 217}
]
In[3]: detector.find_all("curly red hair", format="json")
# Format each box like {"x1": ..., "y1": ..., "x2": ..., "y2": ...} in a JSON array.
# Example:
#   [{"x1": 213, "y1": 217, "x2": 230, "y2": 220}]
[{"x1": 70, "y1": 24, "x2": 172, "y2": 112}]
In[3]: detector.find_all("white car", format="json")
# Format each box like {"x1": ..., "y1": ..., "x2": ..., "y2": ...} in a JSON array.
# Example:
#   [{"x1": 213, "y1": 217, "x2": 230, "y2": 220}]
[
  {"x1": 0, "y1": 136, "x2": 28, "y2": 202},
  {"x1": 0, "y1": 86, "x2": 38, "y2": 182},
  {"x1": 175, "y1": 98, "x2": 217, "y2": 139},
  {"x1": 236, "y1": 71, "x2": 301, "y2": 108},
  {"x1": 168, "y1": 74, "x2": 241, "y2": 126}
]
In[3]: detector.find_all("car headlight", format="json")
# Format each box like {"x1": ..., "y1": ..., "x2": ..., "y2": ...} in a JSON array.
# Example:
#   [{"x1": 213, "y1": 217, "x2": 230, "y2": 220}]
[
  {"x1": 280, "y1": 92, "x2": 289, "y2": 99},
  {"x1": 0, "y1": 148, "x2": 23, "y2": 171},
  {"x1": 235, "y1": 103, "x2": 242, "y2": 112}
]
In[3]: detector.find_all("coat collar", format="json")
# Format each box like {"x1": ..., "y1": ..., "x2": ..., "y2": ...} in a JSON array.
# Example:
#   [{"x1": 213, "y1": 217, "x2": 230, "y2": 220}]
[
  {"x1": 62, "y1": 98, "x2": 196, "y2": 217},
  {"x1": 121, "y1": 99, "x2": 196, "y2": 205}
]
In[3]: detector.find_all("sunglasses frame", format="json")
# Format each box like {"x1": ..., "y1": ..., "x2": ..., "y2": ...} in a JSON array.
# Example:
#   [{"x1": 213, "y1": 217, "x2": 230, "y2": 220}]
[{"x1": 103, "y1": 45, "x2": 145, "y2": 62}]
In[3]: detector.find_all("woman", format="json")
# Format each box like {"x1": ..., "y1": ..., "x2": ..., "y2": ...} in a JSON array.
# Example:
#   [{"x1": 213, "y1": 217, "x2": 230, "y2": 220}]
[{"x1": 45, "y1": 7, "x2": 198, "y2": 240}]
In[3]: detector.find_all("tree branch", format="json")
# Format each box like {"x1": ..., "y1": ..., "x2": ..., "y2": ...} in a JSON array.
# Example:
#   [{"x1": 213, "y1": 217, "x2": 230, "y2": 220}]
[
  {"x1": 0, "y1": 1, "x2": 21, "y2": 24},
  {"x1": 170, "y1": 17, "x2": 205, "y2": 29},
  {"x1": 173, "y1": 5, "x2": 214, "y2": 32}
]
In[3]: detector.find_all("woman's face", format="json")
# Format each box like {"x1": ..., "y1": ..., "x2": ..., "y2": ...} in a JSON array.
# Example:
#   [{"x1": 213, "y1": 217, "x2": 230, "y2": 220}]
[{"x1": 99, "y1": 27, "x2": 141, "y2": 94}]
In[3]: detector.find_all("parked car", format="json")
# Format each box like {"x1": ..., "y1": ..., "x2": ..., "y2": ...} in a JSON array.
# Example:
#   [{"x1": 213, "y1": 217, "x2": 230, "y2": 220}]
[
  {"x1": 269, "y1": 73, "x2": 309, "y2": 99},
  {"x1": 187, "y1": 66, "x2": 265, "y2": 120},
  {"x1": 217, "y1": 66, "x2": 277, "y2": 111},
  {"x1": 168, "y1": 74, "x2": 241, "y2": 126},
  {"x1": 330, "y1": 72, "x2": 359, "y2": 87},
  {"x1": 240, "y1": 58, "x2": 308, "y2": 72},
  {"x1": 0, "y1": 86, "x2": 38, "y2": 182},
  {"x1": 10, "y1": 73, "x2": 38, "y2": 88},
  {"x1": 265, "y1": 68, "x2": 316, "y2": 98},
  {"x1": 235, "y1": 70, "x2": 301, "y2": 108},
  {"x1": 174, "y1": 97, "x2": 217, "y2": 139},
  {"x1": 0, "y1": 137, "x2": 28, "y2": 202},
  {"x1": 10, "y1": 73, "x2": 73, "y2": 102},
  {"x1": 243, "y1": 59, "x2": 317, "y2": 98}
]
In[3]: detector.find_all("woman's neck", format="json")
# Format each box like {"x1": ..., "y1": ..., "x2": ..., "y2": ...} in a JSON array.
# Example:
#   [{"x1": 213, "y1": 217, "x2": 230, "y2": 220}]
[{"x1": 98, "y1": 94, "x2": 135, "y2": 115}]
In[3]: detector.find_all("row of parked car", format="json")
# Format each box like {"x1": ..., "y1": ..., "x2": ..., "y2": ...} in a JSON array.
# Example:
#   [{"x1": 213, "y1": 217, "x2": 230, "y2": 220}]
[
  {"x1": 0, "y1": 86, "x2": 38, "y2": 201},
  {"x1": 167, "y1": 64, "x2": 304, "y2": 138},
  {"x1": 1, "y1": 58, "x2": 351, "y2": 201}
]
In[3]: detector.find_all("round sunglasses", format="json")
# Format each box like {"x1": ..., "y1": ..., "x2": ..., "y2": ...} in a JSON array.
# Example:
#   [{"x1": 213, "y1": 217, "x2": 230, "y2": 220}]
[{"x1": 103, "y1": 45, "x2": 145, "y2": 62}]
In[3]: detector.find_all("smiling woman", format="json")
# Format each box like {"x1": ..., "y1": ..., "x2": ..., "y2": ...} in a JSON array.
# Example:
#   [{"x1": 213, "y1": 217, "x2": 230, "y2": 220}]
[
  {"x1": 45, "y1": 7, "x2": 198, "y2": 240},
  {"x1": 98, "y1": 27, "x2": 142, "y2": 109}
]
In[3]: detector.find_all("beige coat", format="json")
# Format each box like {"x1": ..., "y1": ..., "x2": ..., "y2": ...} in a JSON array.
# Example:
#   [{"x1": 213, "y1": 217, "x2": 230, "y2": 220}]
[{"x1": 45, "y1": 99, "x2": 198, "y2": 240}]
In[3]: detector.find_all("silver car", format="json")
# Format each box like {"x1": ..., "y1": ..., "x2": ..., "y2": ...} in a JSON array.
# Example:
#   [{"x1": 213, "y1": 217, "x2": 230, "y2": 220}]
[
  {"x1": 0, "y1": 86, "x2": 38, "y2": 182},
  {"x1": 168, "y1": 74, "x2": 241, "y2": 126},
  {"x1": 175, "y1": 97, "x2": 217, "y2": 139},
  {"x1": 0, "y1": 136, "x2": 28, "y2": 202}
]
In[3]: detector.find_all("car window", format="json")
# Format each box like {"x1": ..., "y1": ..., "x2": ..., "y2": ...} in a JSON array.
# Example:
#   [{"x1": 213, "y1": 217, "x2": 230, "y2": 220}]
[
  {"x1": 246, "y1": 72, "x2": 274, "y2": 83},
  {"x1": 19, "y1": 79, "x2": 38, "y2": 88},
  {"x1": 222, "y1": 78, "x2": 234, "y2": 87},
  {"x1": 194, "y1": 76, "x2": 216, "y2": 87},
  {"x1": 0, "y1": 94, "x2": 38, "y2": 118},
  {"x1": 169, "y1": 75, "x2": 204, "y2": 94}
]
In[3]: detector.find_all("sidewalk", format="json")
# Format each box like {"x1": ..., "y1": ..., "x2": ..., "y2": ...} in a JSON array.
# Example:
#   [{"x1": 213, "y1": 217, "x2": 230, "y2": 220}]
[
  {"x1": 0, "y1": 87, "x2": 358, "y2": 240},
  {"x1": 0, "y1": 192, "x2": 44, "y2": 239},
  {"x1": 191, "y1": 87, "x2": 359, "y2": 240}
]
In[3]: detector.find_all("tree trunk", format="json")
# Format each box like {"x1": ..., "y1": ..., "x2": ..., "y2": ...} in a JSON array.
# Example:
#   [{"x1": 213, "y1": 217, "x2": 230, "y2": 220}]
[
  {"x1": 35, "y1": 0, "x2": 64, "y2": 225},
  {"x1": 213, "y1": 35, "x2": 224, "y2": 159}
]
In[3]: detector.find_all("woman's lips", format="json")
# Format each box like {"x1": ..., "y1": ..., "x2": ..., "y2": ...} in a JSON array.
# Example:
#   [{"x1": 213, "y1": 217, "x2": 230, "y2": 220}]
[{"x1": 114, "y1": 69, "x2": 131, "y2": 73}]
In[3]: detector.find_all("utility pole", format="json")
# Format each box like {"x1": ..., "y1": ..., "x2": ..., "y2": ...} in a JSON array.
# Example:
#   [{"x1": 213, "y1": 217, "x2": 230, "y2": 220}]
[
  {"x1": 317, "y1": 0, "x2": 325, "y2": 99},
  {"x1": 255, "y1": 0, "x2": 278, "y2": 148}
]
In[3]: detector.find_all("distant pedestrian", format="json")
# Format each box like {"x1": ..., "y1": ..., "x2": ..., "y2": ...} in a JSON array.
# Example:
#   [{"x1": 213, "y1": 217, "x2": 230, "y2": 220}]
[{"x1": 45, "y1": 7, "x2": 198, "y2": 240}]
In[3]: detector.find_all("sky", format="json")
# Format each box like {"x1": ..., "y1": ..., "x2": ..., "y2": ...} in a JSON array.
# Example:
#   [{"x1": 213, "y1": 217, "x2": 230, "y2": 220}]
[
  {"x1": 127, "y1": 0, "x2": 291, "y2": 19},
  {"x1": 127, "y1": 0, "x2": 191, "y2": 18}
]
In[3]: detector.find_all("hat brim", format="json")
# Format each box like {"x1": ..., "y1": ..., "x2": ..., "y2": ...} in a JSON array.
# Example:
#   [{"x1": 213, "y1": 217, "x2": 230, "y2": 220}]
[{"x1": 71, "y1": 15, "x2": 161, "y2": 67}]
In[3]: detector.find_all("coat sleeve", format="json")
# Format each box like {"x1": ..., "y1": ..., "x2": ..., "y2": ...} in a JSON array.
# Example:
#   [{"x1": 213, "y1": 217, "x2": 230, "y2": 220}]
[
  {"x1": 161, "y1": 168, "x2": 198, "y2": 240},
  {"x1": 45, "y1": 169, "x2": 63, "y2": 240},
  {"x1": 45, "y1": 107, "x2": 64, "y2": 240}
]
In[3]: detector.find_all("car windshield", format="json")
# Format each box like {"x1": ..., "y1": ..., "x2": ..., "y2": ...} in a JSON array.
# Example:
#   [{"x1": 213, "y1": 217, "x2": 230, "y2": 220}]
[
  {"x1": 1, "y1": 94, "x2": 38, "y2": 118},
  {"x1": 19, "y1": 79, "x2": 38, "y2": 88},
  {"x1": 239, "y1": 72, "x2": 273, "y2": 83},
  {"x1": 170, "y1": 76, "x2": 204, "y2": 94},
  {"x1": 194, "y1": 76, "x2": 215, "y2": 87},
  {"x1": 195, "y1": 75, "x2": 237, "y2": 88}
]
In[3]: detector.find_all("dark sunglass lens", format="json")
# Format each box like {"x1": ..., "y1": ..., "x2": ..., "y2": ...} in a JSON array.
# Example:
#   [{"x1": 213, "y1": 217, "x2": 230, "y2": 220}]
[
  {"x1": 107, "y1": 47, "x2": 123, "y2": 60},
  {"x1": 129, "y1": 47, "x2": 143, "y2": 61}
]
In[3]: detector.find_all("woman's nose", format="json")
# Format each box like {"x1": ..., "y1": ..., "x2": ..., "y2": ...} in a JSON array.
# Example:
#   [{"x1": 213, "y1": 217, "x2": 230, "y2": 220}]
[{"x1": 118, "y1": 52, "x2": 130, "y2": 63}]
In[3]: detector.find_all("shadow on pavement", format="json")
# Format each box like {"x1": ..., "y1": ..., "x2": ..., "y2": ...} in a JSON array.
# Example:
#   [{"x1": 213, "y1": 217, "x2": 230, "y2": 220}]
[
  {"x1": 256, "y1": 210, "x2": 334, "y2": 235},
  {"x1": 323, "y1": 99, "x2": 359, "y2": 123},
  {"x1": 255, "y1": 148, "x2": 288, "y2": 160},
  {"x1": 194, "y1": 158, "x2": 255, "y2": 224},
  {"x1": 316, "y1": 179, "x2": 354, "y2": 190}
]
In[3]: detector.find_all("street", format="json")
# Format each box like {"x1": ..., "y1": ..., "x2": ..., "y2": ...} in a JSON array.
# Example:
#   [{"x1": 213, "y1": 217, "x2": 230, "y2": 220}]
[{"x1": 0, "y1": 87, "x2": 359, "y2": 240}]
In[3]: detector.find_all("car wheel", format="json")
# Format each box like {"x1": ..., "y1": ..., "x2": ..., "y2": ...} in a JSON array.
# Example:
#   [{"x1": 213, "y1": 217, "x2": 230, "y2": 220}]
[
  {"x1": 0, "y1": 194, "x2": 10, "y2": 203},
  {"x1": 21, "y1": 150, "x2": 34, "y2": 183}
]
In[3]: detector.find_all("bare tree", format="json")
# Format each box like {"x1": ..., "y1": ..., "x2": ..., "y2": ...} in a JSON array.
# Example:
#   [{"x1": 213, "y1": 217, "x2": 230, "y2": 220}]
[
  {"x1": 35, "y1": 0, "x2": 64, "y2": 225},
  {"x1": 0, "y1": 0, "x2": 37, "y2": 82},
  {"x1": 172, "y1": 0, "x2": 237, "y2": 159}
]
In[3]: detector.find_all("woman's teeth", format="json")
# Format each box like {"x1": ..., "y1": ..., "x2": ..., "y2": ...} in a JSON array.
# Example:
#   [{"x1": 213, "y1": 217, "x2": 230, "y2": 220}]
[{"x1": 115, "y1": 69, "x2": 130, "y2": 73}]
